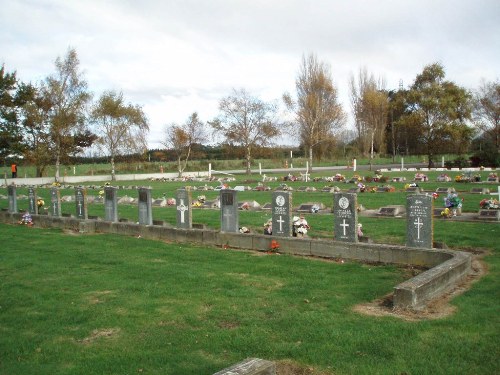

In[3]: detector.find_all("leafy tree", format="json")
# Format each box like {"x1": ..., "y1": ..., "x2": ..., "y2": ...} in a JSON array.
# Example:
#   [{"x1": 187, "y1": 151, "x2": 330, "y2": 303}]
[
  {"x1": 474, "y1": 79, "x2": 499, "y2": 157},
  {"x1": 400, "y1": 63, "x2": 473, "y2": 167},
  {"x1": 210, "y1": 88, "x2": 280, "y2": 175},
  {"x1": 90, "y1": 91, "x2": 149, "y2": 180},
  {"x1": 162, "y1": 112, "x2": 206, "y2": 177},
  {"x1": 0, "y1": 65, "x2": 24, "y2": 163},
  {"x1": 284, "y1": 53, "x2": 345, "y2": 170},
  {"x1": 44, "y1": 48, "x2": 92, "y2": 180}
]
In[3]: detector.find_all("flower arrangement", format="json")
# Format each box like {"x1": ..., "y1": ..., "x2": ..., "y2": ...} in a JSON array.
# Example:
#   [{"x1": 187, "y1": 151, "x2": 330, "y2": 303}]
[
  {"x1": 19, "y1": 211, "x2": 33, "y2": 226},
  {"x1": 414, "y1": 173, "x2": 428, "y2": 182},
  {"x1": 52, "y1": 181, "x2": 61, "y2": 187},
  {"x1": 197, "y1": 195, "x2": 206, "y2": 203},
  {"x1": 334, "y1": 173, "x2": 345, "y2": 181},
  {"x1": 488, "y1": 172, "x2": 498, "y2": 178},
  {"x1": 437, "y1": 173, "x2": 451, "y2": 182},
  {"x1": 444, "y1": 193, "x2": 463, "y2": 216},
  {"x1": 293, "y1": 215, "x2": 310, "y2": 237},
  {"x1": 432, "y1": 192, "x2": 439, "y2": 200},
  {"x1": 357, "y1": 223, "x2": 363, "y2": 238},
  {"x1": 239, "y1": 227, "x2": 250, "y2": 233},
  {"x1": 166, "y1": 198, "x2": 176, "y2": 206},
  {"x1": 240, "y1": 202, "x2": 250, "y2": 210},
  {"x1": 479, "y1": 198, "x2": 499, "y2": 209},
  {"x1": 310, "y1": 204, "x2": 321, "y2": 213},
  {"x1": 263, "y1": 219, "x2": 272, "y2": 235},
  {"x1": 357, "y1": 183, "x2": 366, "y2": 192},
  {"x1": 440, "y1": 207, "x2": 452, "y2": 218}
]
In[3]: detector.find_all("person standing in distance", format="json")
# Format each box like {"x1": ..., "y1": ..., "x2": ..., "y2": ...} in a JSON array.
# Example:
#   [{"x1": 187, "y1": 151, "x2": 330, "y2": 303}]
[{"x1": 11, "y1": 163, "x2": 17, "y2": 178}]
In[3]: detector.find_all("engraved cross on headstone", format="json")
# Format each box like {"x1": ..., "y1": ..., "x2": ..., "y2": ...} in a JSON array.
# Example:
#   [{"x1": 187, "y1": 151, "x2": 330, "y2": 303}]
[
  {"x1": 414, "y1": 217, "x2": 423, "y2": 240},
  {"x1": 340, "y1": 219, "x2": 349, "y2": 236},
  {"x1": 277, "y1": 216, "x2": 284, "y2": 232},
  {"x1": 177, "y1": 199, "x2": 188, "y2": 223}
]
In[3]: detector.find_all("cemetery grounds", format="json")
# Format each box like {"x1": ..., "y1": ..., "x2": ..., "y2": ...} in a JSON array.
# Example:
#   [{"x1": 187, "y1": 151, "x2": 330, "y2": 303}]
[{"x1": 0, "y1": 169, "x2": 499, "y2": 374}]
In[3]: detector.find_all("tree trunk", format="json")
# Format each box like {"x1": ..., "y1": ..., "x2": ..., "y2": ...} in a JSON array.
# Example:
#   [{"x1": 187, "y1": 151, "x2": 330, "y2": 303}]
[
  {"x1": 369, "y1": 130, "x2": 375, "y2": 171},
  {"x1": 55, "y1": 154, "x2": 60, "y2": 181},
  {"x1": 246, "y1": 146, "x2": 251, "y2": 175},
  {"x1": 308, "y1": 146, "x2": 313, "y2": 172},
  {"x1": 177, "y1": 156, "x2": 183, "y2": 178},
  {"x1": 111, "y1": 156, "x2": 116, "y2": 181}
]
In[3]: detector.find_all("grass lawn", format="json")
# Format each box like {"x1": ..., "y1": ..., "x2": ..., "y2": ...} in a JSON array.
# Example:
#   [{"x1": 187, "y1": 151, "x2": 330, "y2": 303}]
[{"x1": 0, "y1": 220, "x2": 499, "y2": 375}]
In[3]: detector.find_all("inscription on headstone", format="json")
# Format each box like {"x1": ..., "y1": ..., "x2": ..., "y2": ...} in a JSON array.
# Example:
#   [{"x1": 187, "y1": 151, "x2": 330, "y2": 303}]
[
  {"x1": 7, "y1": 185, "x2": 17, "y2": 213},
  {"x1": 49, "y1": 187, "x2": 61, "y2": 217},
  {"x1": 272, "y1": 191, "x2": 292, "y2": 237},
  {"x1": 176, "y1": 188, "x2": 192, "y2": 229},
  {"x1": 220, "y1": 190, "x2": 238, "y2": 232},
  {"x1": 138, "y1": 187, "x2": 153, "y2": 225},
  {"x1": 75, "y1": 187, "x2": 88, "y2": 220},
  {"x1": 406, "y1": 195, "x2": 433, "y2": 248},
  {"x1": 28, "y1": 186, "x2": 38, "y2": 215},
  {"x1": 104, "y1": 186, "x2": 118, "y2": 222},
  {"x1": 333, "y1": 193, "x2": 358, "y2": 242}
]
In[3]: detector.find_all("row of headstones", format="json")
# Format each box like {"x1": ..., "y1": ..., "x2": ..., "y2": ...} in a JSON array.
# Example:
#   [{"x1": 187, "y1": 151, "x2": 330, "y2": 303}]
[{"x1": 7, "y1": 185, "x2": 434, "y2": 248}]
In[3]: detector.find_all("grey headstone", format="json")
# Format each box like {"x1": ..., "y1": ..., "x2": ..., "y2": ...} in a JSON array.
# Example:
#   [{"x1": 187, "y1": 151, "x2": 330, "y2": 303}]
[
  {"x1": 49, "y1": 187, "x2": 61, "y2": 217},
  {"x1": 272, "y1": 191, "x2": 292, "y2": 237},
  {"x1": 28, "y1": 186, "x2": 38, "y2": 215},
  {"x1": 333, "y1": 193, "x2": 358, "y2": 242},
  {"x1": 220, "y1": 189, "x2": 239, "y2": 232},
  {"x1": 213, "y1": 358, "x2": 276, "y2": 375},
  {"x1": 7, "y1": 185, "x2": 17, "y2": 213},
  {"x1": 75, "y1": 187, "x2": 88, "y2": 220},
  {"x1": 138, "y1": 187, "x2": 153, "y2": 225},
  {"x1": 104, "y1": 186, "x2": 118, "y2": 222},
  {"x1": 406, "y1": 195, "x2": 433, "y2": 248},
  {"x1": 176, "y1": 188, "x2": 192, "y2": 229},
  {"x1": 477, "y1": 209, "x2": 500, "y2": 221}
]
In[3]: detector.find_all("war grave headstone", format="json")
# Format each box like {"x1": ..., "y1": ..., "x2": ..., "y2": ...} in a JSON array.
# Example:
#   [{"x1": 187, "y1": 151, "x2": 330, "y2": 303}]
[
  {"x1": 138, "y1": 187, "x2": 153, "y2": 226},
  {"x1": 333, "y1": 193, "x2": 358, "y2": 242},
  {"x1": 220, "y1": 189, "x2": 239, "y2": 233},
  {"x1": 27, "y1": 186, "x2": 38, "y2": 215},
  {"x1": 104, "y1": 186, "x2": 118, "y2": 222},
  {"x1": 176, "y1": 188, "x2": 192, "y2": 229},
  {"x1": 272, "y1": 191, "x2": 292, "y2": 237},
  {"x1": 406, "y1": 195, "x2": 433, "y2": 248},
  {"x1": 75, "y1": 187, "x2": 88, "y2": 220},
  {"x1": 49, "y1": 187, "x2": 61, "y2": 217},
  {"x1": 7, "y1": 184, "x2": 17, "y2": 213}
]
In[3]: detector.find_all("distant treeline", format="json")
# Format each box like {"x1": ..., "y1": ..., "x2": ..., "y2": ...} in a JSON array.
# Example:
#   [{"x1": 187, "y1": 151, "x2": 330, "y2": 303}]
[{"x1": 70, "y1": 144, "x2": 307, "y2": 164}]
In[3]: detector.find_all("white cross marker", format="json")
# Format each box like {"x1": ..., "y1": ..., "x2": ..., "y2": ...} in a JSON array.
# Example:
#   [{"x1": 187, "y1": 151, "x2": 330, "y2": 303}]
[
  {"x1": 177, "y1": 199, "x2": 188, "y2": 223},
  {"x1": 53, "y1": 202, "x2": 57, "y2": 215},
  {"x1": 77, "y1": 200, "x2": 83, "y2": 215},
  {"x1": 340, "y1": 219, "x2": 349, "y2": 236},
  {"x1": 414, "y1": 217, "x2": 424, "y2": 239},
  {"x1": 277, "y1": 215, "x2": 285, "y2": 231}
]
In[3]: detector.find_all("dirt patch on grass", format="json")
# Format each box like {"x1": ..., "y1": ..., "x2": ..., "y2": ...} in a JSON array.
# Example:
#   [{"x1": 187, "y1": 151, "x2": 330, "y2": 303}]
[
  {"x1": 275, "y1": 360, "x2": 334, "y2": 375},
  {"x1": 353, "y1": 250, "x2": 488, "y2": 321},
  {"x1": 78, "y1": 328, "x2": 121, "y2": 345}
]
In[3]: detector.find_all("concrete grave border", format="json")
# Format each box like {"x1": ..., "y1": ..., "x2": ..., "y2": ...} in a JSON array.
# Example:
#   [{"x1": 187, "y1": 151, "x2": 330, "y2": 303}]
[{"x1": 0, "y1": 211, "x2": 471, "y2": 311}]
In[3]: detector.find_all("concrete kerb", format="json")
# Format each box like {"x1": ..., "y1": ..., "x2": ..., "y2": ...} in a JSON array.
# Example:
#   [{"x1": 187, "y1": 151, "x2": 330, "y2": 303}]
[{"x1": 0, "y1": 211, "x2": 472, "y2": 311}]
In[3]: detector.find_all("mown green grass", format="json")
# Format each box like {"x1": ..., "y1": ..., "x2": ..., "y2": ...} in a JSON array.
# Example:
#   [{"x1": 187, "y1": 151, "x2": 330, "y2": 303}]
[{"x1": 1, "y1": 223, "x2": 499, "y2": 375}]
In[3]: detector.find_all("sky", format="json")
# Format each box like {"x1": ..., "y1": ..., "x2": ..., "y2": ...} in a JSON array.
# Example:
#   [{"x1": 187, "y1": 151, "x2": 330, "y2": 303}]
[{"x1": 1, "y1": 0, "x2": 499, "y2": 149}]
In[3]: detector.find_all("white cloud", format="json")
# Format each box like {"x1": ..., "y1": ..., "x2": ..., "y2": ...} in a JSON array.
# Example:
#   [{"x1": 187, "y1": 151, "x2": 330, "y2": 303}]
[{"x1": 1, "y1": 0, "x2": 499, "y2": 149}]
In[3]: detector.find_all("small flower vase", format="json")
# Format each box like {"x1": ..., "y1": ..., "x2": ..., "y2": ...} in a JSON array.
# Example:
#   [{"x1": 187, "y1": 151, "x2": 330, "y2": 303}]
[{"x1": 452, "y1": 208, "x2": 457, "y2": 216}]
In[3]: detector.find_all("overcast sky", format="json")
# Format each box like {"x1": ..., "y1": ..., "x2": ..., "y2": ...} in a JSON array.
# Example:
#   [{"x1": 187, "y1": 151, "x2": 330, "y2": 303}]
[{"x1": 1, "y1": 0, "x2": 499, "y2": 149}]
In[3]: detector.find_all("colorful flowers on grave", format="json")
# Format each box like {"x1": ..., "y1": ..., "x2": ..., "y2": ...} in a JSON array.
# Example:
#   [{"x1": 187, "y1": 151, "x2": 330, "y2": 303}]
[
  {"x1": 444, "y1": 193, "x2": 463, "y2": 208},
  {"x1": 241, "y1": 202, "x2": 250, "y2": 210},
  {"x1": 197, "y1": 195, "x2": 206, "y2": 203},
  {"x1": 414, "y1": 173, "x2": 428, "y2": 181},
  {"x1": 19, "y1": 211, "x2": 33, "y2": 225},
  {"x1": 441, "y1": 207, "x2": 452, "y2": 218},
  {"x1": 437, "y1": 173, "x2": 451, "y2": 182},
  {"x1": 432, "y1": 192, "x2": 439, "y2": 200},
  {"x1": 166, "y1": 198, "x2": 176, "y2": 206},
  {"x1": 52, "y1": 181, "x2": 61, "y2": 187},
  {"x1": 488, "y1": 172, "x2": 498, "y2": 178},
  {"x1": 270, "y1": 240, "x2": 280, "y2": 251},
  {"x1": 357, "y1": 183, "x2": 366, "y2": 192},
  {"x1": 479, "y1": 198, "x2": 499, "y2": 209}
]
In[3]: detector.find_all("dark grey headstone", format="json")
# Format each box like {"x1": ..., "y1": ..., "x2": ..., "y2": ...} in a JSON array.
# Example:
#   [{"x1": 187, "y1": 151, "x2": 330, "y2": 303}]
[
  {"x1": 220, "y1": 190, "x2": 239, "y2": 232},
  {"x1": 75, "y1": 187, "x2": 88, "y2": 220},
  {"x1": 104, "y1": 186, "x2": 118, "y2": 222},
  {"x1": 49, "y1": 187, "x2": 61, "y2": 217},
  {"x1": 7, "y1": 185, "x2": 17, "y2": 213},
  {"x1": 176, "y1": 188, "x2": 192, "y2": 229},
  {"x1": 406, "y1": 195, "x2": 433, "y2": 248},
  {"x1": 138, "y1": 187, "x2": 153, "y2": 225},
  {"x1": 28, "y1": 187, "x2": 38, "y2": 215},
  {"x1": 272, "y1": 191, "x2": 292, "y2": 237},
  {"x1": 333, "y1": 193, "x2": 358, "y2": 242}
]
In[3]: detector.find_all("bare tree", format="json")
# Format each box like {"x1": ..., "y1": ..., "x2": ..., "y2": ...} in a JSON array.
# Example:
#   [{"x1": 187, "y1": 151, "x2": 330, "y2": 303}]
[
  {"x1": 349, "y1": 67, "x2": 388, "y2": 169},
  {"x1": 162, "y1": 112, "x2": 206, "y2": 177},
  {"x1": 284, "y1": 53, "x2": 345, "y2": 171},
  {"x1": 210, "y1": 88, "x2": 280, "y2": 174},
  {"x1": 474, "y1": 79, "x2": 500, "y2": 152},
  {"x1": 91, "y1": 91, "x2": 149, "y2": 180}
]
